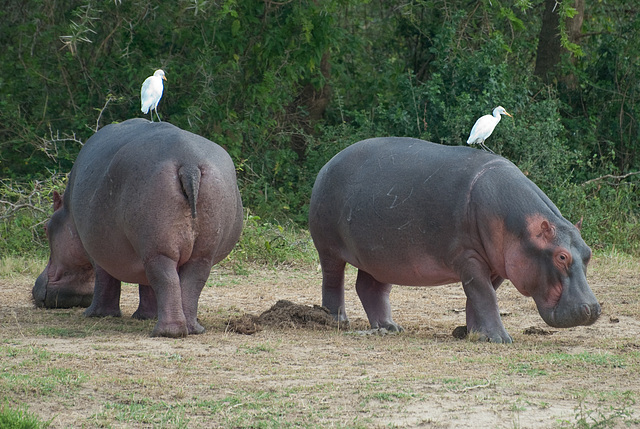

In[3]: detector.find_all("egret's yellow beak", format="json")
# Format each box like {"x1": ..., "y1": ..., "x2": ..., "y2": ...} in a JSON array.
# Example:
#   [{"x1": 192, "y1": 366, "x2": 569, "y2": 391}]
[
  {"x1": 505, "y1": 111, "x2": 513, "y2": 118},
  {"x1": 163, "y1": 75, "x2": 167, "y2": 81}
]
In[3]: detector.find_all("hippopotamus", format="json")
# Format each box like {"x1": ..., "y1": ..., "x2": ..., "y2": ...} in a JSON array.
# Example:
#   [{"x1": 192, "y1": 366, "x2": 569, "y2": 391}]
[
  {"x1": 33, "y1": 118, "x2": 243, "y2": 337},
  {"x1": 309, "y1": 137, "x2": 600, "y2": 343}
]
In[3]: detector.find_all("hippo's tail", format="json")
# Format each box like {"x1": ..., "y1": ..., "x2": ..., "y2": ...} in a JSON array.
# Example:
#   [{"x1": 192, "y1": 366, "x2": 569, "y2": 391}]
[{"x1": 178, "y1": 165, "x2": 201, "y2": 219}]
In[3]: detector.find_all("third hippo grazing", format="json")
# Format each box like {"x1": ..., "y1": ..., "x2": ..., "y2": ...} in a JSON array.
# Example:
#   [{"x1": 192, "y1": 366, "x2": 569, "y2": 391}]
[
  {"x1": 33, "y1": 118, "x2": 243, "y2": 337},
  {"x1": 309, "y1": 137, "x2": 600, "y2": 343}
]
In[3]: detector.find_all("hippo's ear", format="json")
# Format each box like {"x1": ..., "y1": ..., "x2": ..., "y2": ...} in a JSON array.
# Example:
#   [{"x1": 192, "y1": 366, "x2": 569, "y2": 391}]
[
  {"x1": 527, "y1": 216, "x2": 557, "y2": 247},
  {"x1": 539, "y1": 220, "x2": 556, "y2": 242},
  {"x1": 53, "y1": 191, "x2": 63, "y2": 211},
  {"x1": 575, "y1": 216, "x2": 584, "y2": 231}
]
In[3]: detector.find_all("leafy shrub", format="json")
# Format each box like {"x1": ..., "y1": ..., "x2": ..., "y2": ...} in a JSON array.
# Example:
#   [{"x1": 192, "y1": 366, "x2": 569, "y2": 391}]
[
  {"x1": 0, "y1": 176, "x2": 65, "y2": 257},
  {"x1": 229, "y1": 212, "x2": 317, "y2": 268}
]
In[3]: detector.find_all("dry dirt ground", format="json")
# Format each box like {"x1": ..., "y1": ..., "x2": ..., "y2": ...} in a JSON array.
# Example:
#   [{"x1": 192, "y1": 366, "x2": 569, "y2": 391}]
[{"x1": 1, "y1": 254, "x2": 639, "y2": 428}]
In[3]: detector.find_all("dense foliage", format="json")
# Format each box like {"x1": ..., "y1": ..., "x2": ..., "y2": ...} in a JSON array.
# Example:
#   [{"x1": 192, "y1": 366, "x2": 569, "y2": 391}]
[{"x1": 1, "y1": 0, "x2": 639, "y2": 256}]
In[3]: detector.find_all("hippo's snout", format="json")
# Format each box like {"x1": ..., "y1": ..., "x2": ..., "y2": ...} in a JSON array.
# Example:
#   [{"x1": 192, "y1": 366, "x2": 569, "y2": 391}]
[
  {"x1": 33, "y1": 267, "x2": 94, "y2": 309},
  {"x1": 583, "y1": 302, "x2": 602, "y2": 325},
  {"x1": 32, "y1": 271, "x2": 48, "y2": 307},
  {"x1": 542, "y1": 301, "x2": 601, "y2": 328}
]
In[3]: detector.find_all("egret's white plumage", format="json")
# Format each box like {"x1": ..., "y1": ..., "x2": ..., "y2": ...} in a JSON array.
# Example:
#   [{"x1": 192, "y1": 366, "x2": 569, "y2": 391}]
[
  {"x1": 466, "y1": 106, "x2": 512, "y2": 153},
  {"x1": 140, "y1": 69, "x2": 167, "y2": 122}
]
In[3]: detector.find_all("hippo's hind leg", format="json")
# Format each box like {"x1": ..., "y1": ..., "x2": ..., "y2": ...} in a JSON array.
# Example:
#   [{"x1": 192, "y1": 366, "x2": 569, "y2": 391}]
[
  {"x1": 320, "y1": 255, "x2": 348, "y2": 324},
  {"x1": 132, "y1": 284, "x2": 158, "y2": 320},
  {"x1": 145, "y1": 255, "x2": 188, "y2": 338},
  {"x1": 355, "y1": 270, "x2": 403, "y2": 332},
  {"x1": 84, "y1": 265, "x2": 122, "y2": 318},
  {"x1": 178, "y1": 259, "x2": 212, "y2": 335}
]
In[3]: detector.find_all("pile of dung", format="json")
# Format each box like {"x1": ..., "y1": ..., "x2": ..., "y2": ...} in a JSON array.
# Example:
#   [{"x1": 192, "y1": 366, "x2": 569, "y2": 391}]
[{"x1": 226, "y1": 300, "x2": 343, "y2": 335}]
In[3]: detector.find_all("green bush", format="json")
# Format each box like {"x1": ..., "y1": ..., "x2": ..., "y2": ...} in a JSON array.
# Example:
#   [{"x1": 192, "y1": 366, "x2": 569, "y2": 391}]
[
  {"x1": 229, "y1": 212, "x2": 317, "y2": 268},
  {"x1": 0, "y1": 176, "x2": 64, "y2": 257},
  {"x1": 1, "y1": 1, "x2": 639, "y2": 257},
  {"x1": 552, "y1": 181, "x2": 640, "y2": 255}
]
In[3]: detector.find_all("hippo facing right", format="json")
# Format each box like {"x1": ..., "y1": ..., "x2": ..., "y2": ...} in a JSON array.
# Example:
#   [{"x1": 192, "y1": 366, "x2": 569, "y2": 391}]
[{"x1": 309, "y1": 137, "x2": 601, "y2": 343}]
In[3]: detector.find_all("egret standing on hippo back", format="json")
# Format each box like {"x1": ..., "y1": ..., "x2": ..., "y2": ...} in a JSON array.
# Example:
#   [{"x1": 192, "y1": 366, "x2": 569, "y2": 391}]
[
  {"x1": 141, "y1": 69, "x2": 167, "y2": 122},
  {"x1": 309, "y1": 137, "x2": 600, "y2": 343},
  {"x1": 467, "y1": 106, "x2": 512, "y2": 153},
  {"x1": 33, "y1": 118, "x2": 243, "y2": 338}
]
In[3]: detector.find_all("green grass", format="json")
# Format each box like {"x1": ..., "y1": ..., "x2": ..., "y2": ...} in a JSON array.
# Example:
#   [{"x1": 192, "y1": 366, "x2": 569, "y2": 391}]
[
  {"x1": 238, "y1": 342, "x2": 276, "y2": 355},
  {"x1": 0, "y1": 256, "x2": 45, "y2": 279},
  {"x1": 557, "y1": 391, "x2": 638, "y2": 429},
  {"x1": 0, "y1": 367, "x2": 87, "y2": 398},
  {"x1": 96, "y1": 395, "x2": 191, "y2": 427},
  {"x1": 508, "y1": 362, "x2": 548, "y2": 377},
  {"x1": 544, "y1": 352, "x2": 628, "y2": 369},
  {"x1": 0, "y1": 403, "x2": 51, "y2": 429},
  {"x1": 0, "y1": 345, "x2": 87, "y2": 398},
  {"x1": 1, "y1": 251, "x2": 639, "y2": 428},
  {"x1": 91, "y1": 387, "x2": 368, "y2": 429}
]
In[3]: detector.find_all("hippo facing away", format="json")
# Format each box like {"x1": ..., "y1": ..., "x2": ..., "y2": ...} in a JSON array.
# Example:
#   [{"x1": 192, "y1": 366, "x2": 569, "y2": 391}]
[
  {"x1": 33, "y1": 118, "x2": 243, "y2": 337},
  {"x1": 309, "y1": 137, "x2": 600, "y2": 343}
]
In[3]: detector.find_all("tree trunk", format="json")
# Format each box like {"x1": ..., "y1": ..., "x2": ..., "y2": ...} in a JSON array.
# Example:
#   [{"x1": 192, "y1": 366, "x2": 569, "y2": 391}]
[
  {"x1": 289, "y1": 52, "x2": 332, "y2": 159},
  {"x1": 534, "y1": 0, "x2": 585, "y2": 86}
]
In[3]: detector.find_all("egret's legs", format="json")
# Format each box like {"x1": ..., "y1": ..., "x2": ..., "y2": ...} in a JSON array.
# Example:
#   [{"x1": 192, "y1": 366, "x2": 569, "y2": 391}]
[{"x1": 480, "y1": 142, "x2": 495, "y2": 154}]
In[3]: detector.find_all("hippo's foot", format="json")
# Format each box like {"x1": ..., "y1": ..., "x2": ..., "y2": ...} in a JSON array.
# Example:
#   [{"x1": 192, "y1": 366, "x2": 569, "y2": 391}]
[
  {"x1": 151, "y1": 320, "x2": 189, "y2": 338},
  {"x1": 187, "y1": 319, "x2": 205, "y2": 335},
  {"x1": 84, "y1": 305, "x2": 122, "y2": 318},
  {"x1": 350, "y1": 327, "x2": 401, "y2": 336},
  {"x1": 464, "y1": 326, "x2": 513, "y2": 344},
  {"x1": 132, "y1": 308, "x2": 157, "y2": 320},
  {"x1": 329, "y1": 308, "x2": 348, "y2": 322},
  {"x1": 462, "y1": 281, "x2": 513, "y2": 343},
  {"x1": 370, "y1": 320, "x2": 404, "y2": 333}
]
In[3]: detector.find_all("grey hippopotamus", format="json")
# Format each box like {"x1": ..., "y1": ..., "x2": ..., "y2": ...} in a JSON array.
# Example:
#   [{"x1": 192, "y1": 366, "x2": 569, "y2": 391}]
[
  {"x1": 309, "y1": 137, "x2": 600, "y2": 343},
  {"x1": 33, "y1": 118, "x2": 243, "y2": 337}
]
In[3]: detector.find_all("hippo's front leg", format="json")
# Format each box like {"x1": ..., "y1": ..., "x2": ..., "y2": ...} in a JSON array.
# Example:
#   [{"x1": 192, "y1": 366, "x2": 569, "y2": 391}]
[
  {"x1": 145, "y1": 255, "x2": 188, "y2": 338},
  {"x1": 84, "y1": 265, "x2": 122, "y2": 318},
  {"x1": 458, "y1": 257, "x2": 512, "y2": 343},
  {"x1": 355, "y1": 269, "x2": 403, "y2": 332}
]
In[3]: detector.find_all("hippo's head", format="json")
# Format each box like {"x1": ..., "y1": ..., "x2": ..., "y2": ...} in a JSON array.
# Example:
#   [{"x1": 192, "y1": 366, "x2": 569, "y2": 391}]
[
  {"x1": 33, "y1": 191, "x2": 94, "y2": 308},
  {"x1": 505, "y1": 215, "x2": 601, "y2": 328}
]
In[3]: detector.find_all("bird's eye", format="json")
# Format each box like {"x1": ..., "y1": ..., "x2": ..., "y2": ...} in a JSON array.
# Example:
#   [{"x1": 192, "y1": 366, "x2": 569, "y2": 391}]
[{"x1": 559, "y1": 254, "x2": 566, "y2": 260}]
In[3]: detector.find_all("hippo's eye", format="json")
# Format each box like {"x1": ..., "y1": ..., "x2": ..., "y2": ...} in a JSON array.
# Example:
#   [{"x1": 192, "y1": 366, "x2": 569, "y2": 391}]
[{"x1": 555, "y1": 251, "x2": 572, "y2": 270}]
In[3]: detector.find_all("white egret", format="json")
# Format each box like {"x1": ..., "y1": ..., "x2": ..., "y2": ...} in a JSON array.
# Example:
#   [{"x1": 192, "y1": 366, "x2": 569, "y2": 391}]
[
  {"x1": 140, "y1": 69, "x2": 167, "y2": 122},
  {"x1": 466, "y1": 106, "x2": 512, "y2": 153}
]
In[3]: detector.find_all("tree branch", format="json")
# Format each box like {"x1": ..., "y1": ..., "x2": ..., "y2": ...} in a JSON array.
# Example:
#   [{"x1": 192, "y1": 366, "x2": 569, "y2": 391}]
[
  {"x1": 94, "y1": 94, "x2": 116, "y2": 132},
  {"x1": 582, "y1": 171, "x2": 640, "y2": 186},
  {"x1": 0, "y1": 200, "x2": 48, "y2": 221}
]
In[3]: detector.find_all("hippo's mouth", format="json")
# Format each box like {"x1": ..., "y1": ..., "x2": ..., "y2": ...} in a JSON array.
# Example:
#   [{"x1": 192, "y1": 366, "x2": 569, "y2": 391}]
[{"x1": 35, "y1": 286, "x2": 94, "y2": 309}]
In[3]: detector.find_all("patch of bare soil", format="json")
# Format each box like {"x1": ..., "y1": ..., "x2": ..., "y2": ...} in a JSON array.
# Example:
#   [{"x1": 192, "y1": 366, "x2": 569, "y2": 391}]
[{"x1": 1, "y1": 255, "x2": 640, "y2": 428}]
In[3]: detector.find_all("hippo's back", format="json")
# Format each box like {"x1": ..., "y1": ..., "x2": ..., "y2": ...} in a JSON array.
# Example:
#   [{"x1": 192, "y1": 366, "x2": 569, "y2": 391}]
[
  {"x1": 309, "y1": 137, "x2": 510, "y2": 232},
  {"x1": 70, "y1": 119, "x2": 235, "y2": 195}
]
